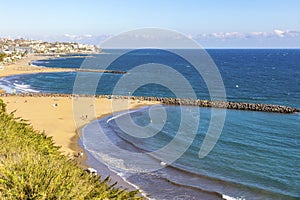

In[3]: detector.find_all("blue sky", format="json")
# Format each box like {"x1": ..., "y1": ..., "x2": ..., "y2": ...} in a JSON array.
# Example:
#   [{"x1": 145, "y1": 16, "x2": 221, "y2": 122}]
[{"x1": 1, "y1": 0, "x2": 300, "y2": 47}]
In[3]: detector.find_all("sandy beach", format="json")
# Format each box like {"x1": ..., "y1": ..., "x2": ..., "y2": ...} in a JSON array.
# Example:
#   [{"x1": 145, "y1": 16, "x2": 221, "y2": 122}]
[
  {"x1": 0, "y1": 55, "x2": 160, "y2": 190},
  {"x1": 0, "y1": 54, "x2": 75, "y2": 92},
  {"x1": 0, "y1": 95, "x2": 159, "y2": 192},
  {"x1": 0, "y1": 55, "x2": 158, "y2": 154},
  {"x1": 1, "y1": 95, "x2": 159, "y2": 155}
]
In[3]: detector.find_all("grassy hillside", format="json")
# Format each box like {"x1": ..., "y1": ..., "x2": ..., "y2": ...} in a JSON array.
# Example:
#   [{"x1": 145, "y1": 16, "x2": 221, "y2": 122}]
[{"x1": 0, "y1": 98, "x2": 143, "y2": 200}]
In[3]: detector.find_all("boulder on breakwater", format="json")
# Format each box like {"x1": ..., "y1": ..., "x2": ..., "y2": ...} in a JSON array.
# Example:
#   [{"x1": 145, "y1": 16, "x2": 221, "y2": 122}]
[{"x1": 0, "y1": 93, "x2": 299, "y2": 114}]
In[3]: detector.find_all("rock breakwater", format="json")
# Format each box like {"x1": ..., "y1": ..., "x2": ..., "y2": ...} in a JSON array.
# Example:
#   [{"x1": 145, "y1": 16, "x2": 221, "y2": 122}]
[{"x1": 0, "y1": 93, "x2": 299, "y2": 113}]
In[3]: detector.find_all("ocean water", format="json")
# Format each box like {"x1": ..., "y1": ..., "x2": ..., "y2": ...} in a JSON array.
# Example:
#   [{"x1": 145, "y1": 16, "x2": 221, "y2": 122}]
[
  {"x1": 0, "y1": 49, "x2": 299, "y2": 199},
  {"x1": 2, "y1": 49, "x2": 300, "y2": 107},
  {"x1": 83, "y1": 107, "x2": 299, "y2": 199}
]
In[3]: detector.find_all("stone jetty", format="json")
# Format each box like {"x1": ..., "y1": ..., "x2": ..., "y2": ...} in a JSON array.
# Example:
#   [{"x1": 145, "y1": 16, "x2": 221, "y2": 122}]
[
  {"x1": 123, "y1": 96, "x2": 299, "y2": 113},
  {"x1": 0, "y1": 93, "x2": 299, "y2": 114},
  {"x1": 75, "y1": 69, "x2": 127, "y2": 74}
]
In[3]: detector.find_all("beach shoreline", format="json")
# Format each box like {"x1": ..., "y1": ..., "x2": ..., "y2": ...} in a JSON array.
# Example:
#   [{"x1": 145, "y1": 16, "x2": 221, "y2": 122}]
[
  {"x1": 0, "y1": 54, "x2": 76, "y2": 81},
  {"x1": 0, "y1": 54, "x2": 126, "y2": 94},
  {"x1": 0, "y1": 94, "x2": 159, "y2": 192},
  {"x1": 1, "y1": 52, "x2": 298, "y2": 199},
  {"x1": 0, "y1": 54, "x2": 160, "y2": 192}
]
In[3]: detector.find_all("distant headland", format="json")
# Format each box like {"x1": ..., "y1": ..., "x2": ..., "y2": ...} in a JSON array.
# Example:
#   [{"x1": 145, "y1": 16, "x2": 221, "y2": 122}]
[{"x1": 0, "y1": 37, "x2": 101, "y2": 65}]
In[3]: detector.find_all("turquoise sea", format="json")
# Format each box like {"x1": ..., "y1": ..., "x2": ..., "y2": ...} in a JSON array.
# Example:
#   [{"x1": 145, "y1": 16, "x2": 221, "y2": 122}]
[{"x1": 0, "y1": 49, "x2": 299, "y2": 199}]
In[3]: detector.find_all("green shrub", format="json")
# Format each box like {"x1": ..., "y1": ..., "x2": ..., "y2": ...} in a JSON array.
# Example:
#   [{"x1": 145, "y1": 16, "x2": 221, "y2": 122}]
[
  {"x1": 0, "y1": 99, "x2": 143, "y2": 199},
  {"x1": 0, "y1": 53, "x2": 6, "y2": 63}
]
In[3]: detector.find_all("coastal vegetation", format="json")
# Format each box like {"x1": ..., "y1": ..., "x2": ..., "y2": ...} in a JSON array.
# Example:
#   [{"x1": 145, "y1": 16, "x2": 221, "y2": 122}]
[
  {"x1": 0, "y1": 99, "x2": 143, "y2": 199},
  {"x1": 0, "y1": 52, "x2": 6, "y2": 63}
]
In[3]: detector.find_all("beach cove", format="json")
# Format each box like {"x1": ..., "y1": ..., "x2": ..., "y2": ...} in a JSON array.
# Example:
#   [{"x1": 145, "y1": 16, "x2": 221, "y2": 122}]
[
  {"x1": 1, "y1": 49, "x2": 299, "y2": 199},
  {"x1": 0, "y1": 55, "x2": 160, "y2": 194},
  {"x1": 0, "y1": 95, "x2": 159, "y2": 155},
  {"x1": 0, "y1": 55, "x2": 75, "y2": 84}
]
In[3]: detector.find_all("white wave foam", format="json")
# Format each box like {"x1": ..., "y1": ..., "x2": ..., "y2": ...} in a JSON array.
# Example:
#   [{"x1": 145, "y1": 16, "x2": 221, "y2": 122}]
[
  {"x1": 107, "y1": 165, "x2": 155, "y2": 200},
  {"x1": 2, "y1": 79, "x2": 11, "y2": 84},
  {"x1": 106, "y1": 109, "x2": 139, "y2": 123},
  {"x1": 222, "y1": 194, "x2": 246, "y2": 200},
  {"x1": 32, "y1": 60, "x2": 45, "y2": 64},
  {"x1": 0, "y1": 84, "x2": 15, "y2": 93},
  {"x1": 21, "y1": 88, "x2": 40, "y2": 93},
  {"x1": 14, "y1": 83, "x2": 30, "y2": 89},
  {"x1": 106, "y1": 105, "x2": 161, "y2": 124},
  {"x1": 81, "y1": 146, "x2": 154, "y2": 199},
  {"x1": 12, "y1": 83, "x2": 40, "y2": 93}
]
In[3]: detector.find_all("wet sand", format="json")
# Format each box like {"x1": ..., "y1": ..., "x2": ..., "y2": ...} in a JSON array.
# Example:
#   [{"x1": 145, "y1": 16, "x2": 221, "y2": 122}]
[
  {"x1": 0, "y1": 54, "x2": 161, "y2": 192},
  {"x1": 0, "y1": 54, "x2": 74, "y2": 82},
  {"x1": 1, "y1": 95, "x2": 159, "y2": 191}
]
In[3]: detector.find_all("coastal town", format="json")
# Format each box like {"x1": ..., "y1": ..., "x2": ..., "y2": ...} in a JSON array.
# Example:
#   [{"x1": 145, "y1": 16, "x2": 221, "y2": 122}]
[{"x1": 0, "y1": 38, "x2": 101, "y2": 65}]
